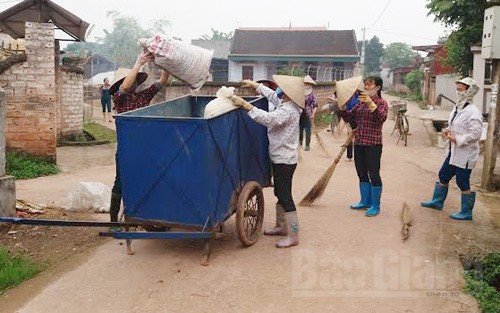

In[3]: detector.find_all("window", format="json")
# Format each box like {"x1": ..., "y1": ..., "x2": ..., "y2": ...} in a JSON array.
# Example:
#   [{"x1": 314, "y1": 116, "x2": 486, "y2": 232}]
[{"x1": 242, "y1": 66, "x2": 254, "y2": 80}]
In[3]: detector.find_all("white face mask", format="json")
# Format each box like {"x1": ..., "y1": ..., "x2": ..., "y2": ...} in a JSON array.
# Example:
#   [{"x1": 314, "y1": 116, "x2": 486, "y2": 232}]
[
  {"x1": 305, "y1": 85, "x2": 313, "y2": 95},
  {"x1": 456, "y1": 90, "x2": 468, "y2": 108}
]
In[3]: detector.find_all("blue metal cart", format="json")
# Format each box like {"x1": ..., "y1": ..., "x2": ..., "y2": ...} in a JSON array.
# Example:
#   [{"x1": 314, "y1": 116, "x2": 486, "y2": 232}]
[{"x1": 1, "y1": 95, "x2": 272, "y2": 265}]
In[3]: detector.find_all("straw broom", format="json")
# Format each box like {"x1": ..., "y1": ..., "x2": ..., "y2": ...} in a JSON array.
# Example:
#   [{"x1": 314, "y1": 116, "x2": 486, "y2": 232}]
[
  {"x1": 401, "y1": 202, "x2": 413, "y2": 241},
  {"x1": 313, "y1": 123, "x2": 331, "y2": 158},
  {"x1": 299, "y1": 130, "x2": 355, "y2": 206}
]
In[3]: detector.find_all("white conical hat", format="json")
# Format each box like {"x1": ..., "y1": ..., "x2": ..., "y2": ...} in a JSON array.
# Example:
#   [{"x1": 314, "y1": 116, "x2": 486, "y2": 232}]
[
  {"x1": 335, "y1": 76, "x2": 363, "y2": 107},
  {"x1": 273, "y1": 75, "x2": 305, "y2": 108},
  {"x1": 304, "y1": 75, "x2": 317, "y2": 85}
]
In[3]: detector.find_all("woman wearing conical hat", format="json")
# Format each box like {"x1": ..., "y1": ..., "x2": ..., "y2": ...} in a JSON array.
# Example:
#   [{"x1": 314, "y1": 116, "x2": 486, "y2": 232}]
[
  {"x1": 300, "y1": 75, "x2": 318, "y2": 151},
  {"x1": 337, "y1": 76, "x2": 388, "y2": 217},
  {"x1": 232, "y1": 75, "x2": 304, "y2": 248}
]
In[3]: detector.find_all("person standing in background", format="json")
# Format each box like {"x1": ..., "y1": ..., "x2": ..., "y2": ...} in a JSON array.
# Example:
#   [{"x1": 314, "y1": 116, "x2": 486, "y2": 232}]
[
  {"x1": 100, "y1": 78, "x2": 112, "y2": 122},
  {"x1": 300, "y1": 75, "x2": 318, "y2": 151}
]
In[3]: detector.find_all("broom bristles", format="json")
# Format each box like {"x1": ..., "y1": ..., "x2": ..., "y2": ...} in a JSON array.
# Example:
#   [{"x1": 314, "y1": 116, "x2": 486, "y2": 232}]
[
  {"x1": 299, "y1": 131, "x2": 355, "y2": 206},
  {"x1": 315, "y1": 133, "x2": 331, "y2": 157}
]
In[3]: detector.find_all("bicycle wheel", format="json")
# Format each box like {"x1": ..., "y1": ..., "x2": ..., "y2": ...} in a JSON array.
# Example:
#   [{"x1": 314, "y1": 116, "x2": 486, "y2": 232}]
[
  {"x1": 397, "y1": 115, "x2": 405, "y2": 145},
  {"x1": 392, "y1": 114, "x2": 399, "y2": 136}
]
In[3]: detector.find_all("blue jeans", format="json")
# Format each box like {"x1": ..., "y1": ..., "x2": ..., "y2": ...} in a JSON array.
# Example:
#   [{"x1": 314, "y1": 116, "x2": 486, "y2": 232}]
[{"x1": 438, "y1": 153, "x2": 472, "y2": 191}]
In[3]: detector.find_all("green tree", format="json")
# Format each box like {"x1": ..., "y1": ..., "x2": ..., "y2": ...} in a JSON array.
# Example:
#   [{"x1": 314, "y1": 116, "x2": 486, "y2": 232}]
[
  {"x1": 276, "y1": 65, "x2": 305, "y2": 77},
  {"x1": 382, "y1": 42, "x2": 415, "y2": 68},
  {"x1": 426, "y1": 0, "x2": 489, "y2": 76},
  {"x1": 404, "y1": 69, "x2": 424, "y2": 92},
  {"x1": 200, "y1": 28, "x2": 233, "y2": 40},
  {"x1": 358, "y1": 36, "x2": 384, "y2": 76},
  {"x1": 63, "y1": 12, "x2": 172, "y2": 68}
]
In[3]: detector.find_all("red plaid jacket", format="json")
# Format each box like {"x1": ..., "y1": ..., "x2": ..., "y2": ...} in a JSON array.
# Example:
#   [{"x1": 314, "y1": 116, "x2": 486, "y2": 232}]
[
  {"x1": 112, "y1": 84, "x2": 160, "y2": 114},
  {"x1": 339, "y1": 95, "x2": 388, "y2": 145}
]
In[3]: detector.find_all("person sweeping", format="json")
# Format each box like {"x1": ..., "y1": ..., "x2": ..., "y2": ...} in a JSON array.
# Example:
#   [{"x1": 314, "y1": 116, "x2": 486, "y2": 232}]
[
  {"x1": 231, "y1": 75, "x2": 304, "y2": 248},
  {"x1": 338, "y1": 76, "x2": 388, "y2": 217}
]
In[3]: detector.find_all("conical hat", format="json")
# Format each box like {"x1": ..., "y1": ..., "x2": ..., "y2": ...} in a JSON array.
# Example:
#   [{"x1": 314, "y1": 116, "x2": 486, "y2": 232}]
[
  {"x1": 304, "y1": 75, "x2": 317, "y2": 85},
  {"x1": 110, "y1": 72, "x2": 148, "y2": 95},
  {"x1": 273, "y1": 75, "x2": 305, "y2": 108},
  {"x1": 335, "y1": 76, "x2": 363, "y2": 107}
]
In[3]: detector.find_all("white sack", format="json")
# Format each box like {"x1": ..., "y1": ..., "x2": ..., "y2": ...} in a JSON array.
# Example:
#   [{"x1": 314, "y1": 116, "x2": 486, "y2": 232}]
[
  {"x1": 139, "y1": 34, "x2": 213, "y2": 89},
  {"x1": 204, "y1": 86, "x2": 238, "y2": 118},
  {"x1": 64, "y1": 182, "x2": 111, "y2": 213}
]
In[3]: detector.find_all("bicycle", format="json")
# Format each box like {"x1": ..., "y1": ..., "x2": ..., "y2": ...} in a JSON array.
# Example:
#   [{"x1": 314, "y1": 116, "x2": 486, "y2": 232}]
[
  {"x1": 390, "y1": 97, "x2": 410, "y2": 146},
  {"x1": 327, "y1": 102, "x2": 346, "y2": 136}
]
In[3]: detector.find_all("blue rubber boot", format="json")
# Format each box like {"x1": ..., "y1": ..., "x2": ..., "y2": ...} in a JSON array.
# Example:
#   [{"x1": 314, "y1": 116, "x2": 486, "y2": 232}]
[
  {"x1": 450, "y1": 192, "x2": 475, "y2": 221},
  {"x1": 351, "y1": 182, "x2": 371, "y2": 210},
  {"x1": 365, "y1": 186, "x2": 382, "y2": 217},
  {"x1": 421, "y1": 182, "x2": 448, "y2": 210}
]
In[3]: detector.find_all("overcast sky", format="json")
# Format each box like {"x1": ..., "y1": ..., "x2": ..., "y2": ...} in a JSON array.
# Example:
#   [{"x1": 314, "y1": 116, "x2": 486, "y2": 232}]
[{"x1": 0, "y1": 0, "x2": 449, "y2": 47}]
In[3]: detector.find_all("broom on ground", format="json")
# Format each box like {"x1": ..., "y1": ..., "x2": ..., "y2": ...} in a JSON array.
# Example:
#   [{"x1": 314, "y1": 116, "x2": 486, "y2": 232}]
[{"x1": 299, "y1": 130, "x2": 355, "y2": 206}]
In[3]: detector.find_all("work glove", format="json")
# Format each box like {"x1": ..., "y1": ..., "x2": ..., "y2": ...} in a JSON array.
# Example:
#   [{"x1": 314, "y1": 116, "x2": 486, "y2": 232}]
[
  {"x1": 231, "y1": 95, "x2": 254, "y2": 111},
  {"x1": 359, "y1": 93, "x2": 377, "y2": 112},
  {"x1": 241, "y1": 80, "x2": 259, "y2": 89}
]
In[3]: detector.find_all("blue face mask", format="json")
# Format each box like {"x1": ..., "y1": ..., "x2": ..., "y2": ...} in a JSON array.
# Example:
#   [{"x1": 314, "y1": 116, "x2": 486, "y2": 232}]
[{"x1": 275, "y1": 87, "x2": 284, "y2": 99}]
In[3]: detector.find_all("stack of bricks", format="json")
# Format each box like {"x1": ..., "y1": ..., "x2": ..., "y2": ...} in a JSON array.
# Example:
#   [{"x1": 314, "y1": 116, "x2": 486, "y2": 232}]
[{"x1": 1, "y1": 22, "x2": 57, "y2": 161}]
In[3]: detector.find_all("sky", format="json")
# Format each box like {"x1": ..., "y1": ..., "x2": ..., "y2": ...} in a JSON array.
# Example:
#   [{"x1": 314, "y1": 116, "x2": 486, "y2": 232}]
[{"x1": 0, "y1": 0, "x2": 450, "y2": 47}]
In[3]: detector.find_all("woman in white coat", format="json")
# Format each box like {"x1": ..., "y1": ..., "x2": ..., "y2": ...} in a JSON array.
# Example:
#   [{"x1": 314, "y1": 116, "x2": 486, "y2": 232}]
[{"x1": 421, "y1": 77, "x2": 482, "y2": 220}]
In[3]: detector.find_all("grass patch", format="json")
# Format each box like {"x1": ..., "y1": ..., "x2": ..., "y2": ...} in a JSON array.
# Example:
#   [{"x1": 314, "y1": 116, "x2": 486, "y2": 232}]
[
  {"x1": 0, "y1": 246, "x2": 41, "y2": 294},
  {"x1": 84, "y1": 122, "x2": 116, "y2": 143},
  {"x1": 315, "y1": 111, "x2": 333, "y2": 128},
  {"x1": 6, "y1": 151, "x2": 59, "y2": 180},
  {"x1": 464, "y1": 251, "x2": 500, "y2": 313}
]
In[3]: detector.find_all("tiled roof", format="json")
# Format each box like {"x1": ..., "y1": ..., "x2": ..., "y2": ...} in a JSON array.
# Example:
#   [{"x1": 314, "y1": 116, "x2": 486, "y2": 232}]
[{"x1": 230, "y1": 29, "x2": 358, "y2": 56}]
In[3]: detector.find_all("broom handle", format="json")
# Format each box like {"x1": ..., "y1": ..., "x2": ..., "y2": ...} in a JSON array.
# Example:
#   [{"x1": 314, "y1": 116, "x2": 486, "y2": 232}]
[{"x1": 334, "y1": 130, "x2": 355, "y2": 163}]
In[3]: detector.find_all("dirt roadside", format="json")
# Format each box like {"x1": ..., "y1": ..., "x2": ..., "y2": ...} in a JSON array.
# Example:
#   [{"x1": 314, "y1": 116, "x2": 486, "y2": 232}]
[{"x1": 1, "y1": 97, "x2": 499, "y2": 313}]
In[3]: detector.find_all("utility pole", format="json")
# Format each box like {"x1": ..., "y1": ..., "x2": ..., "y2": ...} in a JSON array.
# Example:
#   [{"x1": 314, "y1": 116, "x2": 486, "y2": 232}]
[
  {"x1": 481, "y1": 4, "x2": 500, "y2": 191},
  {"x1": 361, "y1": 27, "x2": 366, "y2": 76}
]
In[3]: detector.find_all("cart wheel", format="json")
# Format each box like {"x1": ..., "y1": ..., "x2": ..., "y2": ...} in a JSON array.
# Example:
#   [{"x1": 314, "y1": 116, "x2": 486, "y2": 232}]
[{"x1": 236, "y1": 181, "x2": 264, "y2": 246}]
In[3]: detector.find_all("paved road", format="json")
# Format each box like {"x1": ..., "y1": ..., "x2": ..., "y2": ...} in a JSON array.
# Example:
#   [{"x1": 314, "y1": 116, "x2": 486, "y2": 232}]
[{"x1": 4, "y1": 96, "x2": 500, "y2": 313}]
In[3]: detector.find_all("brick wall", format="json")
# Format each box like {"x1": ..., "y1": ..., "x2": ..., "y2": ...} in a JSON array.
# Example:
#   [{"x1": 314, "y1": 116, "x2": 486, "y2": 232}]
[
  {"x1": 58, "y1": 67, "x2": 84, "y2": 138},
  {"x1": 0, "y1": 88, "x2": 5, "y2": 176},
  {"x1": 0, "y1": 22, "x2": 57, "y2": 161}
]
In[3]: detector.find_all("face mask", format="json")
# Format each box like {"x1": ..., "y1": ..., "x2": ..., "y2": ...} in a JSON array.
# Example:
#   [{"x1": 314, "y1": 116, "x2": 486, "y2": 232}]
[
  {"x1": 305, "y1": 85, "x2": 313, "y2": 95},
  {"x1": 455, "y1": 90, "x2": 468, "y2": 108},
  {"x1": 365, "y1": 87, "x2": 379, "y2": 97}
]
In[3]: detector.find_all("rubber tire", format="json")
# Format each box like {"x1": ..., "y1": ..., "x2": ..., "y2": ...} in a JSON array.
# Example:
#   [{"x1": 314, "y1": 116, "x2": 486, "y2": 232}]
[{"x1": 235, "y1": 181, "x2": 264, "y2": 247}]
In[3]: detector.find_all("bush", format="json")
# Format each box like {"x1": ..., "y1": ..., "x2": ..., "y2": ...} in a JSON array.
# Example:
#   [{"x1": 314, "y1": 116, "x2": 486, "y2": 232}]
[
  {"x1": 0, "y1": 246, "x2": 41, "y2": 293},
  {"x1": 6, "y1": 151, "x2": 59, "y2": 180},
  {"x1": 404, "y1": 69, "x2": 424, "y2": 93},
  {"x1": 464, "y1": 252, "x2": 500, "y2": 313}
]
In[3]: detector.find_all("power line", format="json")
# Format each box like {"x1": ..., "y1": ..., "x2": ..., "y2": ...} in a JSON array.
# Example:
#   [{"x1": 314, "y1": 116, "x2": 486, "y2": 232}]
[
  {"x1": 368, "y1": 27, "x2": 439, "y2": 42},
  {"x1": 370, "y1": 0, "x2": 393, "y2": 28}
]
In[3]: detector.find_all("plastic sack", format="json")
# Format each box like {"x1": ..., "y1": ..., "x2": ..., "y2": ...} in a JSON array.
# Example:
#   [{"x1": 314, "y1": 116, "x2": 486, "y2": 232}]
[
  {"x1": 204, "y1": 86, "x2": 238, "y2": 118},
  {"x1": 64, "y1": 182, "x2": 111, "y2": 213},
  {"x1": 139, "y1": 34, "x2": 213, "y2": 89}
]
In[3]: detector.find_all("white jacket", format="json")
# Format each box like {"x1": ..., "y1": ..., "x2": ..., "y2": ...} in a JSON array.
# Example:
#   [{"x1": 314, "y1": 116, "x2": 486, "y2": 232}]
[{"x1": 444, "y1": 103, "x2": 483, "y2": 169}]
